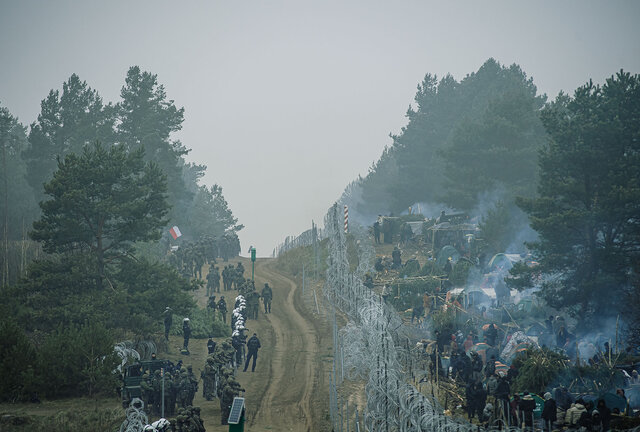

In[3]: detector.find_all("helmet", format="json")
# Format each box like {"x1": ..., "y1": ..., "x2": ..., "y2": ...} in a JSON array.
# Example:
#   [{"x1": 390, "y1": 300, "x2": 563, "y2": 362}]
[{"x1": 183, "y1": 317, "x2": 190, "y2": 322}]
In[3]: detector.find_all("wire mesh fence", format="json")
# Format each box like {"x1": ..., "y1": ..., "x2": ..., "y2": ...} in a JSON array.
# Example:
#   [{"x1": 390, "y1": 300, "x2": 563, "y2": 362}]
[
  {"x1": 322, "y1": 202, "x2": 525, "y2": 432},
  {"x1": 272, "y1": 220, "x2": 324, "y2": 257}
]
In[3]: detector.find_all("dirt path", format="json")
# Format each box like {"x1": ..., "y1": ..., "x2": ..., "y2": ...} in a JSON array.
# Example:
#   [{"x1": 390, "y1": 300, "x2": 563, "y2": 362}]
[
  {"x1": 247, "y1": 259, "x2": 317, "y2": 431},
  {"x1": 181, "y1": 257, "x2": 331, "y2": 432}
]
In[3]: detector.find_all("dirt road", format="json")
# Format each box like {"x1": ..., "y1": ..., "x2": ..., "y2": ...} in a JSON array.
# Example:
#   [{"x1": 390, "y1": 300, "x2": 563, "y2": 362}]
[{"x1": 183, "y1": 257, "x2": 331, "y2": 432}]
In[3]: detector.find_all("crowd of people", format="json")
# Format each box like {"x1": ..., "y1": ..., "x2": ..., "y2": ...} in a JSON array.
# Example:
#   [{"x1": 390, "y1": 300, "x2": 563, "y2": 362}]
[
  {"x1": 420, "y1": 321, "x2": 638, "y2": 431},
  {"x1": 141, "y1": 257, "x2": 273, "y2": 428}
]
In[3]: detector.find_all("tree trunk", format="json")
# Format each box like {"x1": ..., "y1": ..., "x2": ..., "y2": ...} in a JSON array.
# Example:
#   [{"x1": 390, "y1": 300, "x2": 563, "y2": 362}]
[{"x1": 97, "y1": 233, "x2": 104, "y2": 290}]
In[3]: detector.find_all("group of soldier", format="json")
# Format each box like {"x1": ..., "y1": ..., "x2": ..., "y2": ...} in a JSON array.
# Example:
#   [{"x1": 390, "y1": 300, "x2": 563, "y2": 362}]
[
  {"x1": 168, "y1": 233, "x2": 242, "y2": 280},
  {"x1": 200, "y1": 333, "x2": 263, "y2": 424},
  {"x1": 207, "y1": 280, "x2": 273, "y2": 325},
  {"x1": 154, "y1": 257, "x2": 273, "y2": 426},
  {"x1": 140, "y1": 365, "x2": 198, "y2": 419}
]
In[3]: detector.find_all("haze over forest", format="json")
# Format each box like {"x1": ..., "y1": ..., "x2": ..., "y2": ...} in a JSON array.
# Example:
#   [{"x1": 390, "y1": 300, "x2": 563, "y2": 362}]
[{"x1": 2, "y1": 1, "x2": 640, "y2": 255}]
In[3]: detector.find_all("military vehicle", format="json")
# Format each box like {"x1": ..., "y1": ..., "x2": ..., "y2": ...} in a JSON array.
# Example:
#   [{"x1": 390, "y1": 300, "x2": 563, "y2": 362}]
[{"x1": 121, "y1": 358, "x2": 167, "y2": 408}]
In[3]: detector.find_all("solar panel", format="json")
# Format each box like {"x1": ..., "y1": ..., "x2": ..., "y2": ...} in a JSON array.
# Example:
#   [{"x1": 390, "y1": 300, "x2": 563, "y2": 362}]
[{"x1": 227, "y1": 397, "x2": 245, "y2": 424}]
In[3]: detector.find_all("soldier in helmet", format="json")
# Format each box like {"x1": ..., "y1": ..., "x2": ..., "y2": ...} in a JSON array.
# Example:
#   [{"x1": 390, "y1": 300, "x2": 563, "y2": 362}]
[
  {"x1": 245, "y1": 290, "x2": 260, "y2": 320},
  {"x1": 210, "y1": 265, "x2": 221, "y2": 293},
  {"x1": 182, "y1": 318, "x2": 191, "y2": 351},
  {"x1": 217, "y1": 296, "x2": 227, "y2": 323},
  {"x1": 163, "y1": 371, "x2": 174, "y2": 416},
  {"x1": 207, "y1": 336, "x2": 216, "y2": 355},
  {"x1": 202, "y1": 357, "x2": 217, "y2": 401},
  {"x1": 231, "y1": 329, "x2": 245, "y2": 368},
  {"x1": 186, "y1": 365, "x2": 198, "y2": 406},
  {"x1": 151, "y1": 370, "x2": 163, "y2": 416},
  {"x1": 261, "y1": 283, "x2": 273, "y2": 314},
  {"x1": 177, "y1": 370, "x2": 191, "y2": 409},
  {"x1": 234, "y1": 262, "x2": 245, "y2": 290},
  {"x1": 140, "y1": 370, "x2": 154, "y2": 413},
  {"x1": 220, "y1": 377, "x2": 244, "y2": 425}
]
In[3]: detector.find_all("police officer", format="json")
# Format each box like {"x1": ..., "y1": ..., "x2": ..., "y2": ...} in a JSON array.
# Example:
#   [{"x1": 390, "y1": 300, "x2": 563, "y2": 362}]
[
  {"x1": 243, "y1": 333, "x2": 261, "y2": 372},
  {"x1": 261, "y1": 283, "x2": 273, "y2": 314}
]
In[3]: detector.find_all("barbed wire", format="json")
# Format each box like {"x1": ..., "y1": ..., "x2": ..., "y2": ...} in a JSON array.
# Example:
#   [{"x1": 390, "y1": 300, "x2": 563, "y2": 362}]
[{"x1": 119, "y1": 398, "x2": 148, "y2": 432}]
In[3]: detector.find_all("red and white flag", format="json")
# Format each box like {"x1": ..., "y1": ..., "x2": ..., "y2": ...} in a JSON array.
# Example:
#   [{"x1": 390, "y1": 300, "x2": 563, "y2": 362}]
[{"x1": 169, "y1": 226, "x2": 182, "y2": 240}]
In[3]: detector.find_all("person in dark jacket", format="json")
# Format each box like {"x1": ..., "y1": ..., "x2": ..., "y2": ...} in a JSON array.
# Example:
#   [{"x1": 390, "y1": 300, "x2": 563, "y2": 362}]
[
  {"x1": 243, "y1": 333, "x2": 261, "y2": 372},
  {"x1": 541, "y1": 392, "x2": 557, "y2": 432},
  {"x1": 596, "y1": 399, "x2": 611, "y2": 431},
  {"x1": 484, "y1": 323, "x2": 498, "y2": 347},
  {"x1": 520, "y1": 393, "x2": 536, "y2": 429},
  {"x1": 495, "y1": 377, "x2": 511, "y2": 424}
]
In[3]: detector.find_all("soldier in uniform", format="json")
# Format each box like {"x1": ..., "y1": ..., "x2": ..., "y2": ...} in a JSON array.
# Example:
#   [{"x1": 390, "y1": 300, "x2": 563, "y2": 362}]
[
  {"x1": 216, "y1": 367, "x2": 233, "y2": 399},
  {"x1": 177, "y1": 370, "x2": 191, "y2": 409},
  {"x1": 211, "y1": 265, "x2": 221, "y2": 292},
  {"x1": 261, "y1": 283, "x2": 273, "y2": 314},
  {"x1": 217, "y1": 296, "x2": 227, "y2": 323},
  {"x1": 182, "y1": 318, "x2": 191, "y2": 351},
  {"x1": 206, "y1": 269, "x2": 214, "y2": 297},
  {"x1": 207, "y1": 295, "x2": 217, "y2": 319},
  {"x1": 140, "y1": 371, "x2": 154, "y2": 414},
  {"x1": 246, "y1": 289, "x2": 260, "y2": 319},
  {"x1": 234, "y1": 262, "x2": 245, "y2": 290},
  {"x1": 202, "y1": 357, "x2": 217, "y2": 401},
  {"x1": 220, "y1": 377, "x2": 244, "y2": 425},
  {"x1": 163, "y1": 307, "x2": 172, "y2": 341},
  {"x1": 186, "y1": 365, "x2": 198, "y2": 406},
  {"x1": 152, "y1": 370, "x2": 163, "y2": 416},
  {"x1": 163, "y1": 371, "x2": 174, "y2": 416},
  {"x1": 231, "y1": 330, "x2": 245, "y2": 368}
]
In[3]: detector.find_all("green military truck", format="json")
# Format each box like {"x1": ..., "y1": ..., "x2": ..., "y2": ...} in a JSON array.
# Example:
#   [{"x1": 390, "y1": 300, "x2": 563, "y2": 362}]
[{"x1": 121, "y1": 359, "x2": 166, "y2": 408}]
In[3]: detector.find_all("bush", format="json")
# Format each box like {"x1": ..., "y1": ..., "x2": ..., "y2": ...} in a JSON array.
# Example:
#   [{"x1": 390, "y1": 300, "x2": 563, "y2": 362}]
[
  {"x1": 511, "y1": 348, "x2": 568, "y2": 394},
  {"x1": 0, "y1": 320, "x2": 119, "y2": 401},
  {"x1": 37, "y1": 322, "x2": 120, "y2": 398},
  {"x1": 389, "y1": 277, "x2": 440, "y2": 311},
  {"x1": 171, "y1": 307, "x2": 230, "y2": 339},
  {"x1": 0, "y1": 320, "x2": 38, "y2": 402}
]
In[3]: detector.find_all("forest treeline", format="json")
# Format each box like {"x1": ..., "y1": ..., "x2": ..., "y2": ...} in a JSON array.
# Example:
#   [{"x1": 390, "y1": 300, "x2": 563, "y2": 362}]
[
  {"x1": 0, "y1": 67, "x2": 241, "y2": 401},
  {"x1": 342, "y1": 59, "x2": 640, "y2": 339}
]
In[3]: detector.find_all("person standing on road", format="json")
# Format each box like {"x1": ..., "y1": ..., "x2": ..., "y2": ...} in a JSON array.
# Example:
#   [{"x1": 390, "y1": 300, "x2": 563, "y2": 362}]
[
  {"x1": 261, "y1": 283, "x2": 273, "y2": 314},
  {"x1": 243, "y1": 333, "x2": 261, "y2": 372}
]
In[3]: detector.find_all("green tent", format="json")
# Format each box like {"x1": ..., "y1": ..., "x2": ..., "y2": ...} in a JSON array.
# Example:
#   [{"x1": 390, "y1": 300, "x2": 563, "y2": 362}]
[{"x1": 436, "y1": 245, "x2": 461, "y2": 267}]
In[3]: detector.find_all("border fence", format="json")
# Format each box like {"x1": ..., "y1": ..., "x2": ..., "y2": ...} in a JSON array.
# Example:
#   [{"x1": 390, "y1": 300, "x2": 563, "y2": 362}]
[
  {"x1": 272, "y1": 220, "x2": 324, "y2": 257},
  {"x1": 323, "y1": 202, "x2": 523, "y2": 432}
]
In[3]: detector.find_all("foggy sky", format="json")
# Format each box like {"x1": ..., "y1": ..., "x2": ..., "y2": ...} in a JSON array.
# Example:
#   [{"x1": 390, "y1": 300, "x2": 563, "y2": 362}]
[{"x1": 1, "y1": 1, "x2": 639, "y2": 256}]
